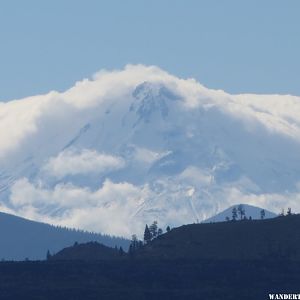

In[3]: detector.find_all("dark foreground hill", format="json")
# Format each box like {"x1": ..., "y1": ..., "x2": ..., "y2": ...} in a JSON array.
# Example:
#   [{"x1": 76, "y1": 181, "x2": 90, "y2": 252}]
[
  {"x1": 139, "y1": 214, "x2": 300, "y2": 260},
  {"x1": 51, "y1": 213, "x2": 300, "y2": 261},
  {"x1": 0, "y1": 212, "x2": 129, "y2": 260},
  {"x1": 49, "y1": 241, "x2": 123, "y2": 261},
  {"x1": 0, "y1": 259, "x2": 299, "y2": 300},
  {"x1": 0, "y1": 215, "x2": 300, "y2": 299}
]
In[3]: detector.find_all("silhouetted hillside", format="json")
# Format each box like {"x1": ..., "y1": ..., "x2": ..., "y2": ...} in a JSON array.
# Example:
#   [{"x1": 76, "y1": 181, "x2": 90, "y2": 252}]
[
  {"x1": 0, "y1": 215, "x2": 300, "y2": 299},
  {"x1": 0, "y1": 212, "x2": 129, "y2": 260},
  {"x1": 49, "y1": 242, "x2": 123, "y2": 261},
  {"x1": 48, "y1": 213, "x2": 300, "y2": 262},
  {"x1": 0, "y1": 259, "x2": 299, "y2": 300},
  {"x1": 138, "y1": 214, "x2": 300, "y2": 260}
]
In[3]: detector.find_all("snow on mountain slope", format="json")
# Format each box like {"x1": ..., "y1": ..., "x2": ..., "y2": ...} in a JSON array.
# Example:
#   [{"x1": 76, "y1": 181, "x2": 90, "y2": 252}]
[
  {"x1": 0, "y1": 65, "x2": 300, "y2": 237},
  {"x1": 203, "y1": 204, "x2": 277, "y2": 223}
]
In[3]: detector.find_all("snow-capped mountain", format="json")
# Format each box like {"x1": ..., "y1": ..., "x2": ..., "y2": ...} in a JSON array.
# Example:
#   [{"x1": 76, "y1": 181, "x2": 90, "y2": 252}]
[
  {"x1": 0, "y1": 65, "x2": 300, "y2": 237},
  {"x1": 203, "y1": 204, "x2": 277, "y2": 223}
]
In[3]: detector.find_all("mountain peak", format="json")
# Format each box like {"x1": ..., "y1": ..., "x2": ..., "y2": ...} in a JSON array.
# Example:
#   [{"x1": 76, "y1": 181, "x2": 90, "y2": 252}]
[
  {"x1": 130, "y1": 81, "x2": 180, "y2": 123},
  {"x1": 204, "y1": 204, "x2": 277, "y2": 223}
]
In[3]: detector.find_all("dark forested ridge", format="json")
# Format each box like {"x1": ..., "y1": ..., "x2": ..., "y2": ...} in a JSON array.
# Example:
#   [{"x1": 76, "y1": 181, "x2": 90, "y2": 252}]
[
  {"x1": 49, "y1": 241, "x2": 123, "y2": 261},
  {"x1": 138, "y1": 213, "x2": 300, "y2": 260},
  {"x1": 0, "y1": 212, "x2": 129, "y2": 260},
  {"x1": 0, "y1": 214, "x2": 300, "y2": 299},
  {"x1": 48, "y1": 213, "x2": 300, "y2": 261}
]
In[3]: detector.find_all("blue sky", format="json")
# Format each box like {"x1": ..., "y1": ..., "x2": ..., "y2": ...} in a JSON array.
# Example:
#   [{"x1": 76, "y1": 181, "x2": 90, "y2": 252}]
[{"x1": 0, "y1": 0, "x2": 299, "y2": 101}]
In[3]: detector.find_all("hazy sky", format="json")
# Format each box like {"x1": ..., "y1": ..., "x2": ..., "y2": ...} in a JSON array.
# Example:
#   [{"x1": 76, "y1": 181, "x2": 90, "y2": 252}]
[{"x1": 0, "y1": 0, "x2": 299, "y2": 101}]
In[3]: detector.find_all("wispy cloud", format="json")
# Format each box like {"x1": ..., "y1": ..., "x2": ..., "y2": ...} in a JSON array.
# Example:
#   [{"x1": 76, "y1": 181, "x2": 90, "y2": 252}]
[
  {"x1": 43, "y1": 149, "x2": 125, "y2": 178},
  {"x1": 9, "y1": 178, "x2": 148, "y2": 237}
]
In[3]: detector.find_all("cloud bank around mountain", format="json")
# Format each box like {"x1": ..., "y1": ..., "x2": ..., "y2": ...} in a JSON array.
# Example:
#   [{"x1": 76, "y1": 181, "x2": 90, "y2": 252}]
[
  {"x1": 8, "y1": 178, "x2": 147, "y2": 237},
  {"x1": 0, "y1": 64, "x2": 300, "y2": 237},
  {"x1": 5, "y1": 175, "x2": 300, "y2": 238},
  {"x1": 1, "y1": 64, "x2": 300, "y2": 162}
]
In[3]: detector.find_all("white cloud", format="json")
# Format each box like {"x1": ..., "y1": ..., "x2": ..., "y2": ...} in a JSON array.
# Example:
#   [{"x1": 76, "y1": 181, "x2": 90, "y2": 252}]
[
  {"x1": 43, "y1": 149, "x2": 125, "y2": 178},
  {"x1": 0, "y1": 97, "x2": 43, "y2": 159},
  {"x1": 4, "y1": 173, "x2": 300, "y2": 238},
  {"x1": 0, "y1": 64, "x2": 300, "y2": 164},
  {"x1": 8, "y1": 178, "x2": 148, "y2": 237},
  {"x1": 178, "y1": 166, "x2": 212, "y2": 186}
]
